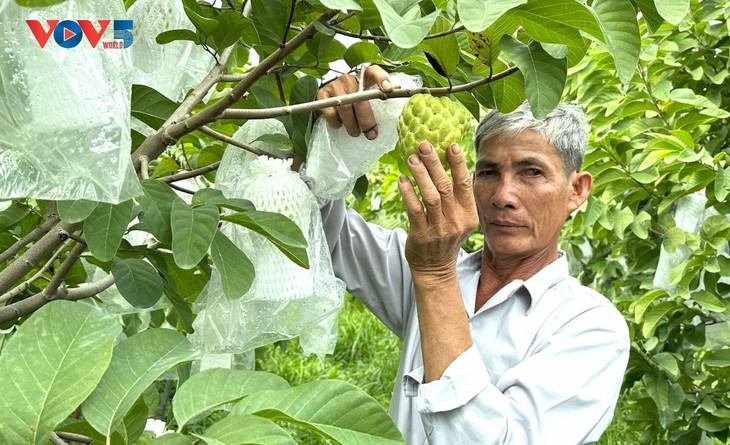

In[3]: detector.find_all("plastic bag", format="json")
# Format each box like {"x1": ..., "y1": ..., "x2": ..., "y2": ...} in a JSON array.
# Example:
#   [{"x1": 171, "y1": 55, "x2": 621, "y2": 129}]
[
  {"x1": 190, "y1": 128, "x2": 344, "y2": 359},
  {"x1": 654, "y1": 192, "x2": 707, "y2": 291},
  {"x1": 0, "y1": 0, "x2": 141, "y2": 203},
  {"x1": 302, "y1": 73, "x2": 422, "y2": 202},
  {"x1": 128, "y1": 0, "x2": 215, "y2": 102}
]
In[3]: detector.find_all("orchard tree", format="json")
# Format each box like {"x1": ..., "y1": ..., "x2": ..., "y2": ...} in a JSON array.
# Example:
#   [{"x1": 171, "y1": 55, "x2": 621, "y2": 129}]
[{"x1": 0, "y1": 0, "x2": 724, "y2": 444}]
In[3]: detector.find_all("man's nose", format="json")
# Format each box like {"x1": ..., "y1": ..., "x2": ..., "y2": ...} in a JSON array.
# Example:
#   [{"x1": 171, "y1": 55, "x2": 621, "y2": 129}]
[{"x1": 491, "y1": 176, "x2": 518, "y2": 209}]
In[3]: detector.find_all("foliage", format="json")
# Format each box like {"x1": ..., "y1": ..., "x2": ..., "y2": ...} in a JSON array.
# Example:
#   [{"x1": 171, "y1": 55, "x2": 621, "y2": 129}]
[
  {"x1": 0, "y1": 0, "x2": 726, "y2": 443},
  {"x1": 563, "y1": 1, "x2": 730, "y2": 443}
]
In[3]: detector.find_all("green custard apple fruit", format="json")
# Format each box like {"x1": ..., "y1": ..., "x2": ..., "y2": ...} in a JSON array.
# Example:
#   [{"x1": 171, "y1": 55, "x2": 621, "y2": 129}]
[{"x1": 396, "y1": 94, "x2": 474, "y2": 169}]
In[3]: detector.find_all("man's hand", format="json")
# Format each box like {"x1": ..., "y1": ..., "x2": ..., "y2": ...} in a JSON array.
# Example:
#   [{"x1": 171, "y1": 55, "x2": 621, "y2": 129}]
[
  {"x1": 398, "y1": 141, "x2": 479, "y2": 280},
  {"x1": 316, "y1": 65, "x2": 393, "y2": 140}
]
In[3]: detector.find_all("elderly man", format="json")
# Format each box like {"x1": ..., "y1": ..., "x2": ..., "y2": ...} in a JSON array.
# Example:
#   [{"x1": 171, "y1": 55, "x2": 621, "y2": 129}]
[{"x1": 316, "y1": 66, "x2": 630, "y2": 444}]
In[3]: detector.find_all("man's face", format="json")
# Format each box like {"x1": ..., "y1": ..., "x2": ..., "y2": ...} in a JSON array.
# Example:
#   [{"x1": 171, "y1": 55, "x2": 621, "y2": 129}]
[{"x1": 472, "y1": 130, "x2": 589, "y2": 263}]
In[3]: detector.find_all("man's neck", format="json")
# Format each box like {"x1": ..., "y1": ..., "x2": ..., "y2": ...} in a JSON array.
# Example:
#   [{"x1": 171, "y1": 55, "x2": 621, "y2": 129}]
[{"x1": 475, "y1": 248, "x2": 559, "y2": 312}]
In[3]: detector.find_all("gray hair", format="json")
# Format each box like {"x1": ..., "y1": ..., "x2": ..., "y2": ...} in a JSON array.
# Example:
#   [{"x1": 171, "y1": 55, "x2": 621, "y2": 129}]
[{"x1": 474, "y1": 101, "x2": 589, "y2": 174}]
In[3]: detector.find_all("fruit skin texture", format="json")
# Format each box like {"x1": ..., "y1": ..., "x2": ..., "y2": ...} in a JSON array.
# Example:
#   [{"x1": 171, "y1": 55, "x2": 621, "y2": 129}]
[{"x1": 397, "y1": 94, "x2": 474, "y2": 169}]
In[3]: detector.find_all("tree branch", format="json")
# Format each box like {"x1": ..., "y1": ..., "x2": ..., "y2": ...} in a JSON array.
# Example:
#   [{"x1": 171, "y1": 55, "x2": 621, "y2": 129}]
[
  {"x1": 159, "y1": 162, "x2": 221, "y2": 184},
  {"x1": 0, "y1": 222, "x2": 81, "y2": 295},
  {"x1": 42, "y1": 242, "x2": 86, "y2": 299},
  {"x1": 49, "y1": 433, "x2": 67, "y2": 445},
  {"x1": 0, "y1": 214, "x2": 60, "y2": 264},
  {"x1": 323, "y1": 24, "x2": 466, "y2": 42},
  {"x1": 222, "y1": 66, "x2": 520, "y2": 120},
  {"x1": 0, "y1": 274, "x2": 116, "y2": 324},
  {"x1": 198, "y1": 125, "x2": 290, "y2": 158},
  {"x1": 0, "y1": 240, "x2": 71, "y2": 304},
  {"x1": 131, "y1": 10, "x2": 338, "y2": 172}
]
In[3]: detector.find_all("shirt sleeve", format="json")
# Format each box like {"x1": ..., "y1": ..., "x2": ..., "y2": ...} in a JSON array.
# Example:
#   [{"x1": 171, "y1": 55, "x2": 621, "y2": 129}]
[
  {"x1": 403, "y1": 305, "x2": 630, "y2": 445},
  {"x1": 320, "y1": 199, "x2": 414, "y2": 337}
]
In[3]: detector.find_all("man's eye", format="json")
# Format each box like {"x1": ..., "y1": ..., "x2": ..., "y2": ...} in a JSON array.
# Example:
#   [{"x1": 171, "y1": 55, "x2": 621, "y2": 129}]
[
  {"x1": 525, "y1": 168, "x2": 542, "y2": 176},
  {"x1": 477, "y1": 170, "x2": 496, "y2": 176}
]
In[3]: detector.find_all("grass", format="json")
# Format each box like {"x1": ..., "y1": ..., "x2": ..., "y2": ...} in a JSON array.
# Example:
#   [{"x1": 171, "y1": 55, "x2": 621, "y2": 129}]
[{"x1": 255, "y1": 294, "x2": 403, "y2": 409}]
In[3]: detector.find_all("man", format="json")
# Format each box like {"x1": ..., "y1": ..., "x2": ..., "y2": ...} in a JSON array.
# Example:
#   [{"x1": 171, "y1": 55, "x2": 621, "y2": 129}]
[{"x1": 316, "y1": 66, "x2": 630, "y2": 444}]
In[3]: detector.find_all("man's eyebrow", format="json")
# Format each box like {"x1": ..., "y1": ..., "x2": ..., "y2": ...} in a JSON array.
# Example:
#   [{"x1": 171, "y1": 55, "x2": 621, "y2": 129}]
[
  {"x1": 475, "y1": 160, "x2": 498, "y2": 170},
  {"x1": 516, "y1": 156, "x2": 548, "y2": 167}
]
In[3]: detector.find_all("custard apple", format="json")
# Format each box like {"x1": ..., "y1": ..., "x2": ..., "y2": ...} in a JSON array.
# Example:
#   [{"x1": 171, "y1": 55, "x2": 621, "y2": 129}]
[{"x1": 396, "y1": 94, "x2": 474, "y2": 169}]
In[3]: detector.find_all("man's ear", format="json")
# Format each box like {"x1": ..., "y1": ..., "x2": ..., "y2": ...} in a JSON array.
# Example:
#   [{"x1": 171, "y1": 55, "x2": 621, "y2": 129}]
[{"x1": 567, "y1": 171, "x2": 593, "y2": 212}]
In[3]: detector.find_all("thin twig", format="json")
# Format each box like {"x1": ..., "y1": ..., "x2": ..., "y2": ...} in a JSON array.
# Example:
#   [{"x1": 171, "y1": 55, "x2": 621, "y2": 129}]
[
  {"x1": 323, "y1": 24, "x2": 466, "y2": 42},
  {"x1": 139, "y1": 155, "x2": 150, "y2": 180},
  {"x1": 58, "y1": 230, "x2": 87, "y2": 246},
  {"x1": 0, "y1": 214, "x2": 60, "y2": 264},
  {"x1": 0, "y1": 240, "x2": 71, "y2": 304},
  {"x1": 0, "y1": 222, "x2": 81, "y2": 295},
  {"x1": 0, "y1": 274, "x2": 116, "y2": 324},
  {"x1": 198, "y1": 125, "x2": 290, "y2": 159},
  {"x1": 222, "y1": 66, "x2": 520, "y2": 120},
  {"x1": 159, "y1": 162, "x2": 221, "y2": 184},
  {"x1": 282, "y1": 0, "x2": 297, "y2": 47},
  {"x1": 55, "y1": 432, "x2": 92, "y2": 444},
  {"x1": 42, "y1": 242, "x2": 86, "y2": 300},
  {"x1": 168, "y1": 183, "x2": 195, "y2": 195},
  {"x1": 49, "y1": 433, "x2": 67, "y2": 445}
]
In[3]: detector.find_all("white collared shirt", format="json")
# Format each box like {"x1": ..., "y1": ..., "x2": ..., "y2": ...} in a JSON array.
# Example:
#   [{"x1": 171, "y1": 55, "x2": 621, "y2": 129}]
[{"x1": 321, "y1": 200, "x2": 630, "y2": 445}]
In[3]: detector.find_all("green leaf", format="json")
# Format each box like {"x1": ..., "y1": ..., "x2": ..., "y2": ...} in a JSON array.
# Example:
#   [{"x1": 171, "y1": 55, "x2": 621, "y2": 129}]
[
  {"x1": 138, "y1": 179, "x2": 178, "y2": 245},
  {"x1": 200, "y1": 414, "x2": 296, "y2": 445},
  {"x1": 474, "y1": 60, "x2": 525, "y2": 113},
  {"x1": 57, "y1": 199, "x2": 99, "y2": 223},
  {"x1": 0, "y1": 301, "x2": 120, "y2": 445},
  {"x1": 0, "y1": 201, "x2": 30, "y2": 229},
  {"x1": 591, "y1": 0, "x2": 640, "y2": 85},
  {"x1": 210, "y1": 231, "x2": 255, "y2": 300},
  {"x1": 692, "y1": 290, "x2": 726, "y2": 313},
  {"x1": 251, "y1": 0, "x2": 292, "y2": 47},
  {"x1": 83, "y1": 329, "x2": 200, "y2": 439},
  {"x1": 508, "y1": 0, "x2": 604, "y2": 44},
  {"x1": 171, "y1": 197, "x2": 220, "y2": 269},
  {"x1": 182, "y1": 0, "x2": 219, "y2": 35},
  {"x1": 653, "y1": 352, "x2": 680, "y2": 379},
  {"x1": 211, "y1": 11, "x2": 253, "y2": 51},
  {"x1": 156, "y1": 29, "x2": 200, "y2": 45},
  {"x1": 372, "y1": 0, "x2": 440, "y2": 49},
  {"x1": 222, "y1": 211, "x2": 309, "y2": 268},
  {"x1": 152, "y1": 433, "x2": 194, "y2": 444},
  {"x1": 15, "y1": 0, "x2": 67, "y2": 5},
  {"x1": 458, "y1": 0, "x2": 526, "y2": 32},
  {"x1": 233, "y1": 380, "x2": 404, "y2": 444},
  {"x1": 344, "y1": 41, "x2": 383, "y2": 68},
  {"x1": 654, "y1": 0, "x2": 689, "y2": 25},
  {"x1": 116, "y1": 395, "x2": 148, "y2": 445},
  {"x1": 290, "y1": 75, "x2": 319, "y2": 159},
  {"x1": 111, "y1": 258, "x2": 164, "y2": 309},
  {"x1": 131, "y1": 85, "x2": 179, "y2": 131},
  {"x1": 192, "y1": 188, "x2": 256, "y2": 213},
  {"x1": 633, "y1": 0, "x2": 664, "y2": 32},
  {"x1": 84, "y1": 200, "x2": 134, "y2": 262},
  {"x1": 320, "y1": 0, "x2": 361, "y2": 10},
  {"x1": 642, "y1": 301, "x2": 677, "y2": 338},
  {"x1": 500, "y1": 36, "x2": 567, "y2": 119},
  {"x1": 419, "y1": 16, "x2": 460, "y2": 77},
  {"x1": 704, "y1": 349, "x2": 730, "y2": 368},
  {"x1": 173, "y1": 368, "x2": 290, "y2": 429}
]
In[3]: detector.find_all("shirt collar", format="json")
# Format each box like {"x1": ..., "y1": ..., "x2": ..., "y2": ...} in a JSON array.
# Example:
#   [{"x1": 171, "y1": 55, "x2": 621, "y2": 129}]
[{"x1": 522, "y1": 250, "x2": 570, "y2": 314}]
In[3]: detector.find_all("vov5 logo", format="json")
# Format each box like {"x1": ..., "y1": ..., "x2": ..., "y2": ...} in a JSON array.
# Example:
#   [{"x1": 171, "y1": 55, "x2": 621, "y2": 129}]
[{"x1": 26, "y1": 19, "x2": 133, "y2": 49}]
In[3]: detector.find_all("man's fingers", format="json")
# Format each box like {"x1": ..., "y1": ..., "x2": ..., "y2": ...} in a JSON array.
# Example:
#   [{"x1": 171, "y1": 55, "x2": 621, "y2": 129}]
[
  {"x1": 354, "y1": 100, "x2": 378, "y2": 140},
  {"x1": 364, "y1": 65, "x2": 392, "y2": 92},
  {"x1": 447, "y1": 144, "x2": 475, "y2": 206},
  {"x1": 397, "y1": 175, "x2": 427, "y2": 231}
]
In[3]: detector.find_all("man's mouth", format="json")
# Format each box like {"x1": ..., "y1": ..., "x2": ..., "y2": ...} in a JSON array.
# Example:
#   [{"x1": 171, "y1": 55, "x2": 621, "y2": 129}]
[{"x1": 489, "y1": 220, "x2": 524, "y2": 229}]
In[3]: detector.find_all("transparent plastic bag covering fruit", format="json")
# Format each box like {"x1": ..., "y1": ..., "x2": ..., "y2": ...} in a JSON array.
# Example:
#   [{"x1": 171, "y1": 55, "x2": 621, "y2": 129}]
[
  {"x1": 191, "y1": 127, "x2": 344, "y2": 360},
  {"x1": 128, "y1": 0, "x2": 214, "y2": 102},
  {"x1": 0, "y1": 0, "x2": 141, "y2": 203},
  {"x1": 302, "y1": 73, "x2": 422, "y2": 202}
]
